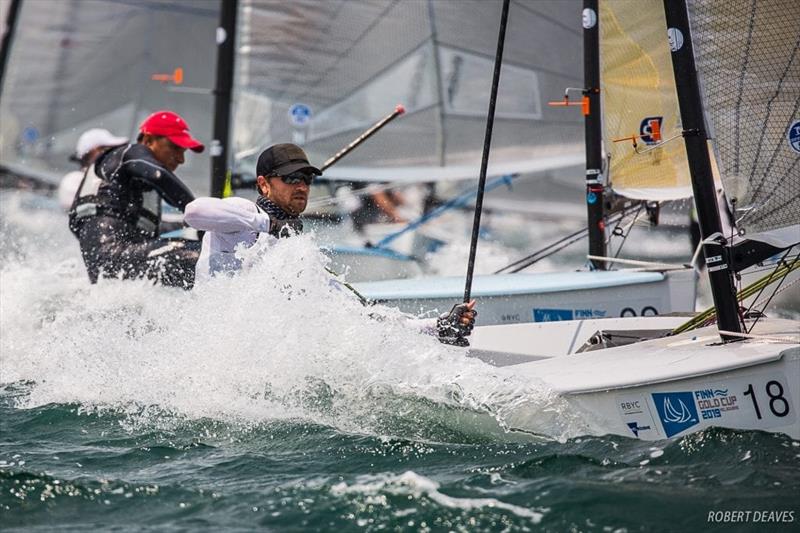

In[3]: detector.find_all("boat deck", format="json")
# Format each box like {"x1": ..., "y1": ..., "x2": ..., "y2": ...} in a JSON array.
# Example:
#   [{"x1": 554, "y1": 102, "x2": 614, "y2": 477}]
[{"x1": 504, "y1": 319, "x2": 800, "y2": 394}]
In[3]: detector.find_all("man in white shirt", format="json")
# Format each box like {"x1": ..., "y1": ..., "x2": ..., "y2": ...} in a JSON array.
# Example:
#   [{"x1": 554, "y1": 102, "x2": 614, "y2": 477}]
[
  {"x1": 185, "y1": 143, "x2": 314, "y2": 282},
  {"x1": 185, "y1": 143, "x2": 477, "y2": 345}
]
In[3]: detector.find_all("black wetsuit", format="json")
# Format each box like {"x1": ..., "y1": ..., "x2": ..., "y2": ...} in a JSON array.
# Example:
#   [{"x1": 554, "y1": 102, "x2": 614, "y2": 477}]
[{"x1": 68, "y1": 143, "x2": 200, "y2": 288}]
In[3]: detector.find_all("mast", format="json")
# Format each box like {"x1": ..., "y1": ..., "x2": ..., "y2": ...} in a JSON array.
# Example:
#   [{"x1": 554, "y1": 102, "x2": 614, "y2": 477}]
[
  {"x1": 210, "y1": 0, "x2": 238, "y2": 198},
  {"x1": 583, "y1": 0, "x2": 606, "y2": 270},
  {"x1": 0, "y1": 0, "x2": 22, "y2": 103},
  {"x1": 663, "y1": 0, "x2": 742, "y2": 338}
]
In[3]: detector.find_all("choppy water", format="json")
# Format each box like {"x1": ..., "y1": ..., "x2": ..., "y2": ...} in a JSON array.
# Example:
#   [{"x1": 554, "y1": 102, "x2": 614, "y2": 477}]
[{"x1": 2, "y1": 190, "x2": 798, "y2": 531}]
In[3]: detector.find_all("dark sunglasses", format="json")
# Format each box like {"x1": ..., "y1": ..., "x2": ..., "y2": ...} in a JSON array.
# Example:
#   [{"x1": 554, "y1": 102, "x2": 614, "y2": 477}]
[{"x1": 277, "y1": 171, "x2": 316, "y2": 185}]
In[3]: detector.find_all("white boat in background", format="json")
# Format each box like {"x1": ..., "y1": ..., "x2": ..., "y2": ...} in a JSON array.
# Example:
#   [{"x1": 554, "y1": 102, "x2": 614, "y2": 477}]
[
  {"x1": 356, "y1": 269, "x2": 696, "y2": 326},
  {"x1": 465, "y1": 0, "x2": 799, "y2": 440}
]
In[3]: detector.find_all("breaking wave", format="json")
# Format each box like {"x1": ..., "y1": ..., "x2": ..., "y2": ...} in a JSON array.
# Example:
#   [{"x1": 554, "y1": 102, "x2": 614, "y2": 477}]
[{"x1": 0, "y1": 191, "x2": 581, "y2": 442}]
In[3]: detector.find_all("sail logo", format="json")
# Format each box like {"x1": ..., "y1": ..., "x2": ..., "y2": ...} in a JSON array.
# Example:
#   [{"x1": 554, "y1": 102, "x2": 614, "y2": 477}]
[
  {"x1": 653, "y1": 392, "x2": 699, "y2": 437},
  {"x1": 288, "y1": 103, "x2": 312, "y2": 127},
  {"x1": 640, "y1": 117, "x2": 663, "y2": 145},
  {"x1": 788, "y1": 120, "x2": 800, "y2": 153}
]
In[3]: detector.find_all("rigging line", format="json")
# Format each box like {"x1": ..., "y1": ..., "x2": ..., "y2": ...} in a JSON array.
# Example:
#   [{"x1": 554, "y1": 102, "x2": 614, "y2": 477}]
[
  {"x1": 748, "y1": 258, "x2": 800, "y2": 274},
  {"x1": 511, "y1": 0, "x2": 581, "y2": 37},
  {"x1": 740, "y1": 154, "x2": 800, "y2": 228},
  {"x1": 716, "y1": 330, "x2": 800, "y2": 344},
  {"x1": 743, "y1": 248, "x2": 791, "y2": 320},
  {"x1": 495, "y1": 226, "x2": 589, "y2": 273},
  {"x1": 612, "y1": 207, "x2": 642, "y2": 260},
  {"x1": 753, "y1": 275, "x2": 799, "y2": 309},
  {"x1": 435, "y1": 40, "x2": 579, "y2": 81},
  {"x1": 494, "y1": 203, "x2": 642, "y2": 274},
  {"x1": 463, "y1": 0, "x2": 510, "y2": 304},
  {"x1": 690, "y1": 240, "x2": 704, "y2": 268},
  {"x1": 743, "y1": 252, "x2": 800, "y2": 274},
  {"x1": 728, "y1": 204, "x2": 741, "y2": 296},
  {"x1": 606, "y1": 204, "x2": 641, "y2": 257},
  {"x1": 507, "y1": 233, "x2": 589, "y2": 273},
  {"x1": 632, "y1": 132, "x2": 683, "y2": 154},
  {"x1": 104, "y1": 0, "x2": 216, "y2": 16},
  {"x1": 586, "y1": 255, "x2": 688, "y2": 269},
  {"x1": 671, "y1": 258, "x2": 797, "y2": 334},
  {"x1": 747, "y1": 251, "x2": 798, "y2": 333}
]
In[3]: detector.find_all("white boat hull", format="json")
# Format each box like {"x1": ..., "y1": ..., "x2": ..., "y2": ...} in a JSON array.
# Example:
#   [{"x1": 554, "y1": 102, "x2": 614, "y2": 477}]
[
  {"x1": 355, "y1": 268, "x2": 697, "y2": 325},
  {"x1": 559, "y1": 355, "x2": 800, "y2": 440},
  {"x1": 471, "y1": 318, "x2": 800, "y2": 440}
]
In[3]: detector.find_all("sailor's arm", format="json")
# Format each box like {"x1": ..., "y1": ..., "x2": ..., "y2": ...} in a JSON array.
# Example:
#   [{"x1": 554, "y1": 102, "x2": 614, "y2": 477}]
[
  {"x1": 128, "y1": 161, "x2": 195, "y2": 209},
  {"x1": 120, "y1": 145, "x2": 195, "y2": 209},
  {"x1": 184, "y1": 197, "x2": 271, "y2": 233},
  {"x1": 365, "y1": 299, "x2": 478, "y2": 346}
]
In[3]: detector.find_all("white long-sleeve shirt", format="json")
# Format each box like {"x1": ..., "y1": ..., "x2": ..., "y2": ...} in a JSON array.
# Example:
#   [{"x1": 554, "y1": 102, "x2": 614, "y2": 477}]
[
  {"x1": 185, "y1": 196, "x2": 443, "y2": 336},
  {"x1": 184, "y1": 196, "x2": 272, "y2": 282}
]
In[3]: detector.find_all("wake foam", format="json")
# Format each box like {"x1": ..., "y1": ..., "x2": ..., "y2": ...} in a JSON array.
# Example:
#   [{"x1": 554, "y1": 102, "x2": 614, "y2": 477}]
[
  {"x1": 1, "y1": 191, "x2": 576, "y2": 441},
  {"x1": 331, "y1": 470, "x2": 546, "y2": 522}
]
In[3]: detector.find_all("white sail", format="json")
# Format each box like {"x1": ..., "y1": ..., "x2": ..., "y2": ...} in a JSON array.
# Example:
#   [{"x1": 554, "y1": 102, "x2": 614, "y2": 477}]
[{"x1": 232, "y1": 0, "x2": 584, "y2": 182}]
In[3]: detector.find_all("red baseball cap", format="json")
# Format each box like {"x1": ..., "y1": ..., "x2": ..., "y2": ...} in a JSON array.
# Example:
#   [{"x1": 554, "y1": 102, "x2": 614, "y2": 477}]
[{"x1": 139, "y1": 110, "x2": 205, "y2": 153}]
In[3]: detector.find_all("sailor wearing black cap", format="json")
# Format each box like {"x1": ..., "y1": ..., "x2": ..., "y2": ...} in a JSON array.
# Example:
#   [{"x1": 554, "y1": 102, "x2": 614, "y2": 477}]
[
  {"x1": 185, "y1": 143, "x2": 321, "y2": 282},
  {"x1": 185, "y1": 143, "x2": 477, "y2": 345}
]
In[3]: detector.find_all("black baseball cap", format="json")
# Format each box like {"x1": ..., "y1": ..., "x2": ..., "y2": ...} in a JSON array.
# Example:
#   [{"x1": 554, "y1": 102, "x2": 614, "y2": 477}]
[{"x1": 256, "y1": 143, "x2": 321, "y2": 177}]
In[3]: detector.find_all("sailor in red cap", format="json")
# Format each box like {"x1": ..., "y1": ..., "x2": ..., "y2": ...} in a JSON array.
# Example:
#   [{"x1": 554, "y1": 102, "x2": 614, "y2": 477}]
[{"x1": 69, "y1": 110, "x2": 204, "y2": 289}]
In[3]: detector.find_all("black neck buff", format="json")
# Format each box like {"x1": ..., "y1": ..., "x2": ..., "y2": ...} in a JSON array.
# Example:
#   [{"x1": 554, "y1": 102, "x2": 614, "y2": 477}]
[
  {"x1": 256, "y1": 196, "x2": 298, "y2": 220},
  {"x1": 256, "y1": 195, "x2": 303, "y2": 237}
]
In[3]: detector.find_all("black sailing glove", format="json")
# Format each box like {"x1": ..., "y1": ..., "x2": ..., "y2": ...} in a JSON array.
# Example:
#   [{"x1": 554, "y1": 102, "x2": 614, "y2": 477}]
[
  {"x1": 436, "y1": 301, "x2": 477, "y2": 346},
  {"x1": 269, "y1": 218, "x2": 303, "y2": 238}
]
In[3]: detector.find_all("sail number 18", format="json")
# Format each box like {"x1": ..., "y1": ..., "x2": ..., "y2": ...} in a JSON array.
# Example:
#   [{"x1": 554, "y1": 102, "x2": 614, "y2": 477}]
[{"x1": 743, "y1": 380, "x2": 791, "y2": 419}]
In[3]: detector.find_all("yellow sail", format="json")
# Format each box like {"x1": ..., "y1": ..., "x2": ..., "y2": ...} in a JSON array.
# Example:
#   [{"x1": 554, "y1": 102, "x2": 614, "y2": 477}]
[{"x1": 600, "y1": 0, "x2": 693, "y2": 200}]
